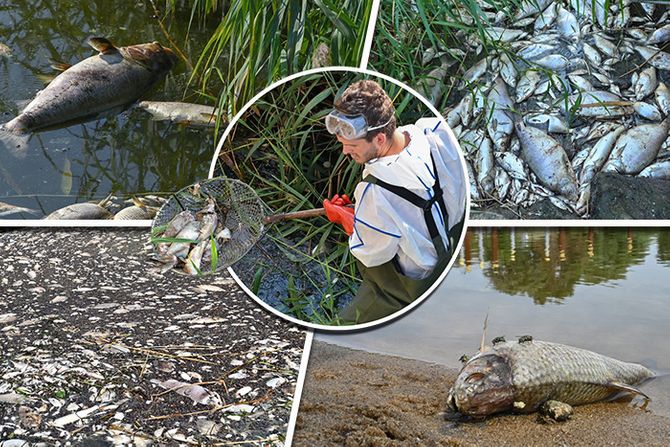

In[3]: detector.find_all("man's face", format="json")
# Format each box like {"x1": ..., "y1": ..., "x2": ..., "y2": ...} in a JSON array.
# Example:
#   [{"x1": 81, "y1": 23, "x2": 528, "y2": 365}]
[{"x1": 337, "y1": 134, "x2": 381, "y2": 164}]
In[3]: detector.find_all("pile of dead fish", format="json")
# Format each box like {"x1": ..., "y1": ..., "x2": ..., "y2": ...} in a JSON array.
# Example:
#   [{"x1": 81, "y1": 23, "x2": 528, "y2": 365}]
[
  {"x1": 428, "y1": 0, "x2": 670, "y2": 217},
  {"x1": 152, "y1": 198, "x2": 232, "y2": 275},
  {"x1": 41, "y1": 195, "x2": 164, "y2": 220}
]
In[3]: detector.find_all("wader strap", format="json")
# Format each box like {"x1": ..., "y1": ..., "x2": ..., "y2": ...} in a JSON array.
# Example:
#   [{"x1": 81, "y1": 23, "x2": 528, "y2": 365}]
[{"x1": 362, "y1": 154, "x2": 449, "y2": 260}]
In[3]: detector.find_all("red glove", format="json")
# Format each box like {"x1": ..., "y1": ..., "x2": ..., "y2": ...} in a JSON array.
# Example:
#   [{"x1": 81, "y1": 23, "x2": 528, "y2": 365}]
[{"x1": 323, "y1": 194, "x2": 354, "y2": 236}]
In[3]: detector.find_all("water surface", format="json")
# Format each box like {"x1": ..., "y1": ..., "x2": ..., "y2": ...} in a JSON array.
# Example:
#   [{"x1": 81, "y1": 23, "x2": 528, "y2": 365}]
[
  {"x1": 0, "y1": 1, "x2": 217, "y2": 217},
  {"x1": 318, "y1": 228, "x2": 670, "y2": 417}
]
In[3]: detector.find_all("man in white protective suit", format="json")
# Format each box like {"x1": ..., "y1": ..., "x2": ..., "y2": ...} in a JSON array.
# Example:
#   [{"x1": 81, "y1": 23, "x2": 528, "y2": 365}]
[{"x1": 323, "y1": 80, "x2": 467, "y2": 324}]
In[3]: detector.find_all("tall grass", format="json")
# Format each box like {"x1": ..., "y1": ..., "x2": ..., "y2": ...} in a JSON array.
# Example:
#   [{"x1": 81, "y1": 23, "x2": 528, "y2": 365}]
[
  {"x1": 216, "y1": 71, "x2": 427, "y2": 324},
  {"x1": 163, "y1": 0, "x2": 373, "y2": 120}
]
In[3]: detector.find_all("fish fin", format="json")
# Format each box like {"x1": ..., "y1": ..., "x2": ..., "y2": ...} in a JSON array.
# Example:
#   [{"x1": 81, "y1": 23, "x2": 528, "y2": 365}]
[
  {"x1": 49, "y1": 60, "x2": 72, "y2": 72},
  {"x1": 0, "y1": 128, "x2": 30, "y2": 158},
  {"x1": 608, "y1": 382, "x2": 650, "y2": 400},
  {"x1": 131, "y1": 196, "x2": 147, "y2": 208},
  {"x1": 479, "y1": 312, "x2": 489, "y2": 352},
  {"x1": 88, "y1": 37, "x2": 117, "y2": 55}
]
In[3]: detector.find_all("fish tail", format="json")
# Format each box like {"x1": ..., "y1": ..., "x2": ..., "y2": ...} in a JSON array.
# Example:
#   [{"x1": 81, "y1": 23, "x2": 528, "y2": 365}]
[{"x1": 0, "y1": 126, "x2": 30, "y2": 158}]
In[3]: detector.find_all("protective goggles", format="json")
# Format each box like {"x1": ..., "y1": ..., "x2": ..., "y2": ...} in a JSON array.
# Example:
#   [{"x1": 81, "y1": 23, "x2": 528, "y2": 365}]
[{"x1": 325, "y1": 110, "x2": 392, "y2": 140}]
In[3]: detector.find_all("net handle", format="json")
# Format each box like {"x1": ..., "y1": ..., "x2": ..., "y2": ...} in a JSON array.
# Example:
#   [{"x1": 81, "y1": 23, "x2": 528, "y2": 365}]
[{"x1": 262, "y1": 204, "x2": 353, "y2": 224}]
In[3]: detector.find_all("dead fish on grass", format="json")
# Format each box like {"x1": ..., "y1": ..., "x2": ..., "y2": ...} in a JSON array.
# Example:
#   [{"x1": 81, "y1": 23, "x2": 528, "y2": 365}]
[
  {"x1": 0, "y1": 37, "x2": 176, "y2": 152},
  {"x1": 446, "y1": 338, "x2": 654, "y2": 421}
]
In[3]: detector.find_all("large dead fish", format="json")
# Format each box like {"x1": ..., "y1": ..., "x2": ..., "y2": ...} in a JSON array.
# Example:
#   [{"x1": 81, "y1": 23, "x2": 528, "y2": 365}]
[
  {"x1": 447, "y1": 338, "x2": 654, "y2": 419},
  {"x1": 1, "y1": 37, "x2": 176, "y2": 136}
]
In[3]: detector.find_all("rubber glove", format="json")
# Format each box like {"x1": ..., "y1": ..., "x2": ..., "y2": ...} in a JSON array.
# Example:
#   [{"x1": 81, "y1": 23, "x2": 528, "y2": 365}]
[{"x1": 323, "y1": 194, "x2": 354, "y2": 236}]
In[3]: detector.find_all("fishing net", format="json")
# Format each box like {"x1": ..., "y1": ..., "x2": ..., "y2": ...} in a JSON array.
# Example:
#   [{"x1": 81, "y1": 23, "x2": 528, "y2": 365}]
[{"x1": 152, "y1": 177, "x2": 268, "y2": 273}]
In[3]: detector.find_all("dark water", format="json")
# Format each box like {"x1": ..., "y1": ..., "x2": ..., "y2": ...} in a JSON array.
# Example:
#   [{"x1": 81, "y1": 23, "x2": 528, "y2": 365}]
[
  {"x1": 0, "y1": 1, "x2": 217, "y2": 217},
  {"x1": 318, "y1": 228, "x2": 670, "y2": 417}
]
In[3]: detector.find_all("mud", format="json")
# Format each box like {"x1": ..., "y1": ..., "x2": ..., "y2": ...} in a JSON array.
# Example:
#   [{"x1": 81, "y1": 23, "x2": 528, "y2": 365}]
[{"x1": 293, "y1": 341, "x2": 670, "y2": 447}]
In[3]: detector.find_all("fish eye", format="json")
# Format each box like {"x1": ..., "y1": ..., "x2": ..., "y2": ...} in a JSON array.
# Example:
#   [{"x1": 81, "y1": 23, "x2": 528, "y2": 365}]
[{"x1": 465, "y1": 372, "x2": 486, "y2": 384}]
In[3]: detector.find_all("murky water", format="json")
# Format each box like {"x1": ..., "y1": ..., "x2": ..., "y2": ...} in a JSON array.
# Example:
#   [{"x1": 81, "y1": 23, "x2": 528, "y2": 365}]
[
  {"x1": 318, "y1": 228, "x2": 670, "y2": 417},
  {"x1": 0, "y1": 1, "x2": 217, "y2": 217}
]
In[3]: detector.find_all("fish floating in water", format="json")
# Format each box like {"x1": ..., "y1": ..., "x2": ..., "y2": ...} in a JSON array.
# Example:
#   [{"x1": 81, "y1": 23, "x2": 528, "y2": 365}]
[
  {"x1": 446, "y1": 338, "x2": 654, "y2": 420},
  {"x1": 0, "y1": 37, "x2": 176, "y2": 149},
  {"x1": 136, "y1": 101, "x2": 220, "y2": 127},
  {"x1": 44, "y1": 195, "x2": 164, "y2": 220}
]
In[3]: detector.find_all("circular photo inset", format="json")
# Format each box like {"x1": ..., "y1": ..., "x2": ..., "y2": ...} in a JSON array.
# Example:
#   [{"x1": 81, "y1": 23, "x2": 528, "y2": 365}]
[{"x1": 209, "y1": 67, "x2": 470, "y2": 329}]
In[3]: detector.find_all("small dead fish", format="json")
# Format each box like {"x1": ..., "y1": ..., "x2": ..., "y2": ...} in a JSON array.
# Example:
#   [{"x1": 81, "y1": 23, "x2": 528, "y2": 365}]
[
  {"x1": 417, "y1": 61, "x2": 452, "y2": 105},
  {"x1": 580, "y1": 126, "x2": 626, "y2": 185},
  {"x1": 494, "y1": 167, "x2": 510, "y2": 200},
  {"x1": 496, "y1": 151, "x2": 528, "y2": 181},
  {"x1": 487, "y1": 78, "x2": 515, "y2": 151},
  {"x1": 45, "y1": 202, "x2": 112, "y2": 220},
  {"x1": 648, "y1": 24, "x2": 670, "y2": 45},
  {"x1": 655, "y1": 82, "x2": 670, "y2": 115},
  {"x1": 476, "y1": 137, "x2": 496, "y2": 195},
  {"x1": 0, "y1": 201, "x2": 40, "y2": 217},
  {"x1": 604, "y1": 118, "x2": 670, "y2": 175},
  {"x1": 635, "y1": 67, "x2": 657, "y2": 101},
  {"x1": 515, "y1": 70, "x2": 541, "y2": 103},
  {"x1": 633, "y1": 101, "x2": 662, "y2": 121},
  {"x1": 639, "y1": 160, "x2": 670, "y2": 178},
  {"x1": 447, "y1": 340, "x2": 654, "y2": 419},
  {"x1": 515, "y1": 122, "x2": 578, "y2": 201},
  {"x1": 137, "y1": 101, "x2": 219, "y2": 127},
  {"x1": 163, "y1": 210, "x2": 196, "y2": 238},
  {"x1": 635, "y1": 46, "x2": 670, "y2": 71},
  {"x1": 167, "y1": 221, "x2": 201, "y2": 258},
  {"x1": 562, "y1": 91, "x2": 629, "y2": 118},
  {"x1": 184, "y1": 240, "x2": 208, "y2": 275}
]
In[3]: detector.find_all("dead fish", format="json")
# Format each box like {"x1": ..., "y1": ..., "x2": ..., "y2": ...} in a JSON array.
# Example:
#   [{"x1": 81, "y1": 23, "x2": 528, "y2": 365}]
[
  {"x1": 0, "y1": 43, "x2": 11, "y2": 58},
  {"x1": 635, "y1": 67, "x2": 657, "y2": 101},
  {"x1": 515, "y1": 0, "x2": 552, "y2": 20},
  {"x1": 163, "y1": 210, "x2": 196, "y2": 238},
  {"x1": 655, "y1": 82, "x2": 670, "y2": 115},
  {"x1": 635, "y1": 46, "x2": 670, "y2": 71},
  {"x1": 113, "y1": 203, "x2": 158, "y2": 220},
  {"x1": 1, "y1": 37, "x2": 176, "y2": 135},
  {"x1": 196, "y1": 200, "x2": 218, "y2": 242},
  {"x1": 45, "y1": 201, "x2": 112, "y2": 220},
  {"x1": 639, "y1": 160, "x2": 670, "y2": 178},
  {"x1": 0, "y1": 201, "x2": 40, "y2": 217},
  {"x1": 633, "y1": 101, "x2": 662, "y2": 121},
  {"x1": 137, "y1": 101, "x2": 219, "y2": 127},
  {"x1": 167, "y1": 221, "x2": 201, "y2": 258},
  {"x1": 515, "y1": 122, "x2": 579, "y2": 201},
  {"x1": 487, "y1": 78, "x2": 515, "y2": 150},
  {"x1": 310, "y1": 42, "x2": 331, "y2": 68},
  {"x1": 562, "y1": 91, "x2": 630, "y2": 118},
  {"x1": 184, "y1": 240, "x2": 208, "y2": 275},
  {"x1": 580, "y1": 126, "x2": 626, "y2": 185},
  {"x1": 604, "y1": 118, "x2": 670, "y2": 175},
  {"x1": 476, "y1": 136, "x2": 495, "y2": 195},
  {"x1": 418, "y1": 61, "x2": 452, "y2": 105},
  {"x1": 446, "y1": 339, "x2": 654, "y2": 419},
  {"x1": 515, "y1": 70, "x2": 541, "y2": 103},
  {"x1": 648, "y1": 24, "x2": 670, "y2": 45}
]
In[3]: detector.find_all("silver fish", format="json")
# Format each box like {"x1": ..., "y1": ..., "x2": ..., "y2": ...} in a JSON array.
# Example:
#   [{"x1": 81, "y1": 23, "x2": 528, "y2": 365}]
[
  {"x1": 113, "y1": 205, "x2": 158, "y2": 220},
  {"x1": 655, "y1": 82, "x2": 670, "y2": 115},
  {"x1": 648, "y1": 24, "x2": 670, "y2": 45},
  {"x1": 516, "y1": 122, "x2": 579, "y2": 201},
  {"x1": 167, "y1": 221, "x2": 201, "y2": 258},
  {"x1": 476, "y1": 137, "x2": 496, "y2": 195},
  {"x1": 184, "y1": 240, "x2": 208, "y2": 275},
  {"x1": 487, "y1": 78, "x2": 515, "y2": 150},
  {"x1": 0, "y1": 201, "x2": 40, "y2": 217},
  {"x1": 639, "y1": 160, "x2": 670, "y2": 178},
  {"x1": 163, "y1": 210, "x2": 196, "y2": 238},
  {"x1": 447, "y1": 339, "x2": 654, "y2": 418},
  {"x1": 515, "y1": 70, "x2": 541, "y2": 103},
  {"x1": 604, "y1": 118, "x2": 670, "y2": 175},
  {"x1": 45, "y1": 202, "x2": 112, "y2": 220},
  {"x1": 580, "y1": 126, "x2": 626, "y2": 185},
  {"x1": 635, "y1": 46, "x2": 670, "y2": 71},
  {"x1": 635, "y1": 67, "x2": 657, "y2": 101},
  {"x1": 633, "y1": 101, "x2": 662, "y2": 121},
  {"x1": 137, "y1": 101, "x2": 219, "y2": 127},
  {"x1": 494, "y1": 167, "x2": 510, "y2": 200},
  {"x1": 2, "y1": 37, "x2": 176, "y2": 134}
]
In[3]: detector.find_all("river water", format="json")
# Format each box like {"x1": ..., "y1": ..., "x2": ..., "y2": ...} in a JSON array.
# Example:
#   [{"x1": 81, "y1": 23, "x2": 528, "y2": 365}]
[
  {"x1": 0, "y1": 1, "x2": 217, "y2": 217},
  {"x1": 318, "y1": 228, "x2": 670, "y2": 417}
]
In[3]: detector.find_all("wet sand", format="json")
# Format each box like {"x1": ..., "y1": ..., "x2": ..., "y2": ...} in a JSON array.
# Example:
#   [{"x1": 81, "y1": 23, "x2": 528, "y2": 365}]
[{"x1": 293, "y1": 341, "x2": 670, "y2": 447}]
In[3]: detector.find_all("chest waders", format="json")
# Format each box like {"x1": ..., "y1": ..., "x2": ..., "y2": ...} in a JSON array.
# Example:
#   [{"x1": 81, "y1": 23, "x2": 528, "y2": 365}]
[{"x1": 340, "y1": 155, "x2": 461, "y2": 324}]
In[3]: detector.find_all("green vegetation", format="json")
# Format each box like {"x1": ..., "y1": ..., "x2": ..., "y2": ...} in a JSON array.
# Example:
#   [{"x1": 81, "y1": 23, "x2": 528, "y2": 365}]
[
  {"x1": 163, "y1": 0, "x2": 373, "y2": 122},
  {"x1": 216, "y1": 70, "x2": 427, "y2": 324}
]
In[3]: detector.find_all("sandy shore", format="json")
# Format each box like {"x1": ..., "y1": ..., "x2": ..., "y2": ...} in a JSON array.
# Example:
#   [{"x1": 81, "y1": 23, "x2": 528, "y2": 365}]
[{"x1": 293, "y1": 341, "x2": 670, "y2": 447}]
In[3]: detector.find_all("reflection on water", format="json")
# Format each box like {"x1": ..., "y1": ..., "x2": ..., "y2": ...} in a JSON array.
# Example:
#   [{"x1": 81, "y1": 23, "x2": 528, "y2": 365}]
[
  {"x1": 0, "y1": 1, "x2": 216, "y2": 216},
  {"x1": 459, "y1": 228, "x2": 664, "y2": 303},
  {"x1": 318, "y1": 228, "x2": 670, "y2": 418}
]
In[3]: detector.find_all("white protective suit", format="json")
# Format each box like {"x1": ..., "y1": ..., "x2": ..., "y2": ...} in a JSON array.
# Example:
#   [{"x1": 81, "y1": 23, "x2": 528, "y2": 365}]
[{"x1": 349, "y1": 118, "x2": 466, "y2": 279}]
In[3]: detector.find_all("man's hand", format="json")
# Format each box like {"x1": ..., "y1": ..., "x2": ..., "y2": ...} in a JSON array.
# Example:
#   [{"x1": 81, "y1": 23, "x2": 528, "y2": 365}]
[{"x1": 323, "y1": 194, "x2": 354, "y2": 236}]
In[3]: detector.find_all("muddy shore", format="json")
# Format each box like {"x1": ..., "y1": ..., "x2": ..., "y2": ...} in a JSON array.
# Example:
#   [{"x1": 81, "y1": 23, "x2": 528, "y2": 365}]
[{"x1": 293, "y1": 341, "x2": 670, "y2": 447}]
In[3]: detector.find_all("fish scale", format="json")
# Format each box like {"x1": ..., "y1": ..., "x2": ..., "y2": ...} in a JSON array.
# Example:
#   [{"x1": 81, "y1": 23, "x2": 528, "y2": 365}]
[{"x1": 498, "y1": 341, "x2": 653, "y2": 410}]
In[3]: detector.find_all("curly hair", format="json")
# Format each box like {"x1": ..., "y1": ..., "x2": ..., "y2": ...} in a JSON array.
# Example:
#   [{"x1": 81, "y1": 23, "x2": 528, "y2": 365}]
[{"x1": 334, "y1": 80, "x2": 397, "y2": 141}]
